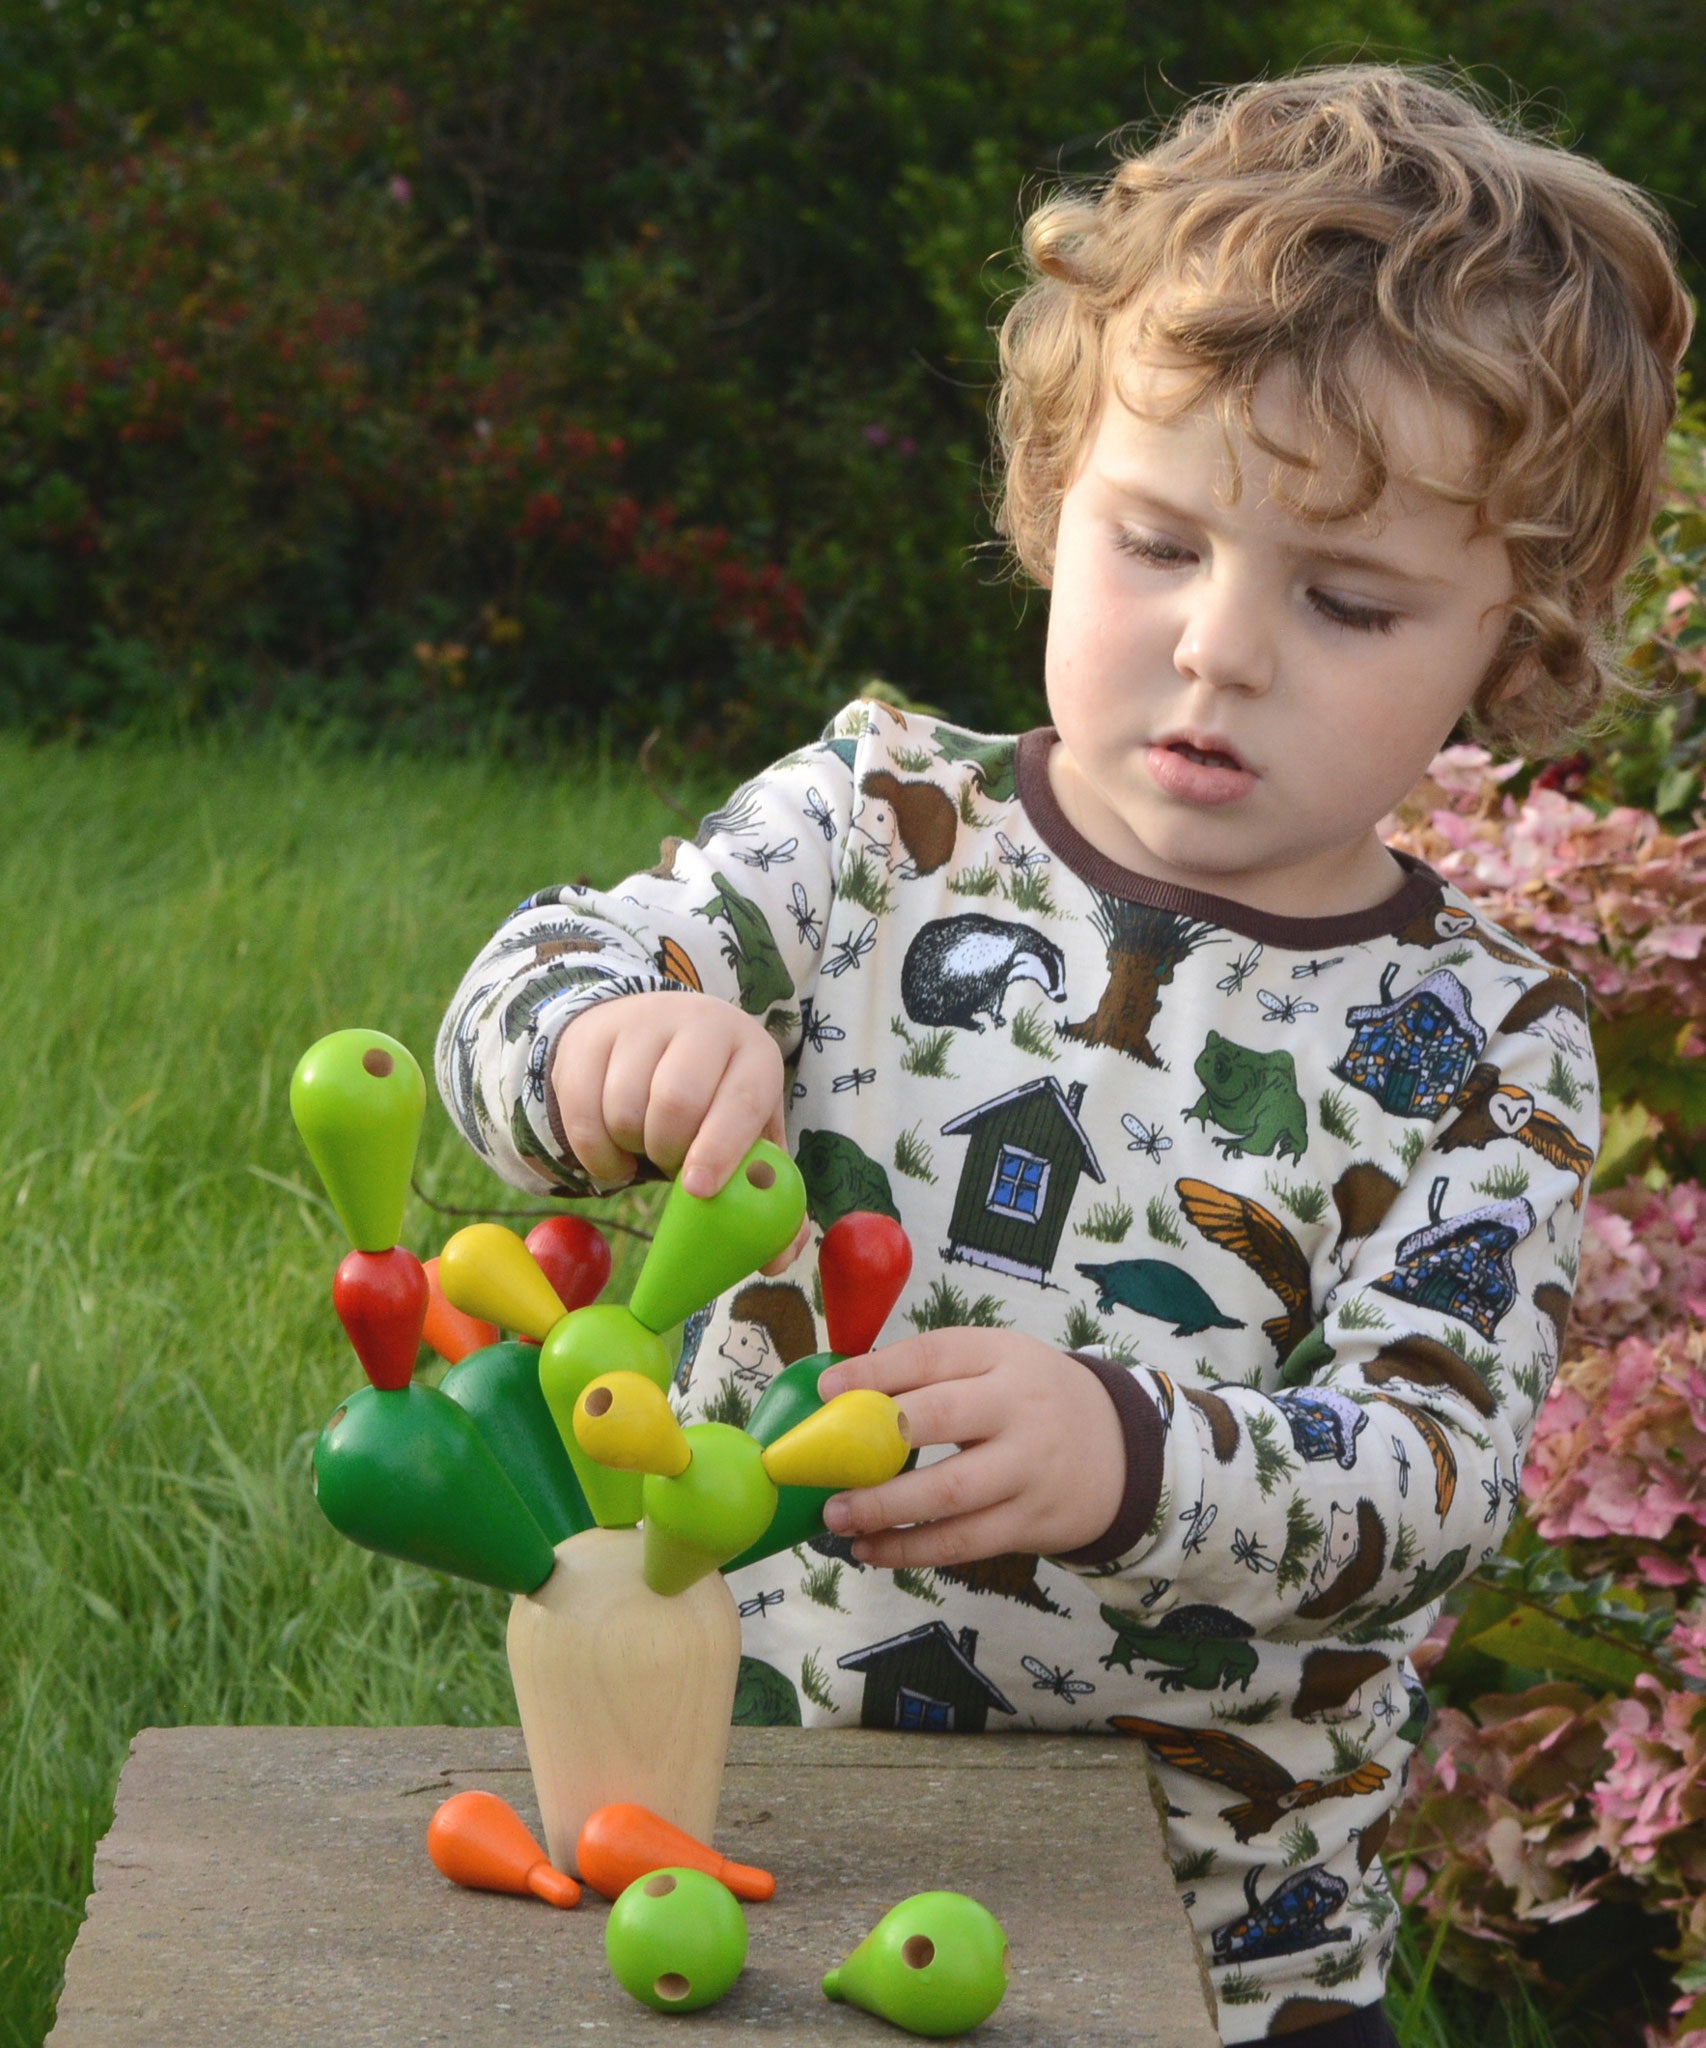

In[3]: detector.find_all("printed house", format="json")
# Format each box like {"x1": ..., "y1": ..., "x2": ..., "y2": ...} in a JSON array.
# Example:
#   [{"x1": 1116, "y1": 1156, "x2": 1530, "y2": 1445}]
[
  {"x1": 837, "y1": 1624, "x2": 1017, "y2": 1733},
  {"x1": 1371, "y1": 1174, "x2": 1536, "y2": 1339},
  {"x1": 1333, "y1": 964, "x2": 1486, "y2": 1119},
  {"x1": 939, "y1": 1078, "x2": 1105, "y2": 1286}
]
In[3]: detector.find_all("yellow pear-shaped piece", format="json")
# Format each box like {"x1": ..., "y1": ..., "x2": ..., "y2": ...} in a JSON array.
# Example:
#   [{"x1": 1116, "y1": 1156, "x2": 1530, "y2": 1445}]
[
  {"x1": 760, "y1": 1389, "x2": 910, "y2": 1490},
  {"x1": 574, "y1": 1371, "x2": 692, "y2": 1478},
  {"x1": 438, "y1": 1223, "x2": 567, "y2": 1341}
]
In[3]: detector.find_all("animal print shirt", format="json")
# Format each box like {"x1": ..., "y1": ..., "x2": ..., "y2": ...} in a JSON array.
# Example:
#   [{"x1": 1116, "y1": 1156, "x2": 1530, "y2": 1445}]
[{"x1": 437, "y1": 698, "x2": 1596, "y2": 2042}]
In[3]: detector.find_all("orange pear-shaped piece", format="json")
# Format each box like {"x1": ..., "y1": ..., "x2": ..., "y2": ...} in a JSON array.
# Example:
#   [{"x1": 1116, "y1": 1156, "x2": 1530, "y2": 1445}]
[
  {"x1": 577, "y1": 1801, "x2": 776, "y2": 1903},
  {"x1": 427, "y1": 1789, "x2": 581, "y2": 1907},
  {"x1": 421, "y1": 1256, "x2": 501, "y2": 1364}
]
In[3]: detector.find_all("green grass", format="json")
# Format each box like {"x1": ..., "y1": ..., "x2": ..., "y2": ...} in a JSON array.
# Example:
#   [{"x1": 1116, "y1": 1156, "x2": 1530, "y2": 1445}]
[
  {"x1": 0, "y1": 732, "x2": 694, "y2": 2048},
  {"x1": 0, "y1": 733, "x2": 1593, "y2": 2048}
]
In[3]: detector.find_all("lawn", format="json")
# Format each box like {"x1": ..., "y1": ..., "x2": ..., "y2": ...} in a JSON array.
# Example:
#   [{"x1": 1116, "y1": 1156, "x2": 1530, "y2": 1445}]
[{"x1": 0, "y1": 731, "x2": 1577, "y2": 2048}]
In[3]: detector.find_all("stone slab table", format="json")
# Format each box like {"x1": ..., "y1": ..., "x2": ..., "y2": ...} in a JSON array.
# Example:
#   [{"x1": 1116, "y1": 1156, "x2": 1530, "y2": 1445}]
[{"x1": 48, "y1": 1725, "x2": 1221, "y2": 2046}]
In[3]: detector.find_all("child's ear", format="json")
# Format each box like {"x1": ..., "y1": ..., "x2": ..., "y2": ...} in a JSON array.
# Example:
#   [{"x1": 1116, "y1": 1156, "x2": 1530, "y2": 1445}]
[{"x1": 1488, "y1": 655, "x2": 1540, "y2": 706}]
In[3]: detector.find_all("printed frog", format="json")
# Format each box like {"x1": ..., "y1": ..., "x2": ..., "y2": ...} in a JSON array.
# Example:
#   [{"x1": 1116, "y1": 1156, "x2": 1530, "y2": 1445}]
[
  {"x1": 1097, "y1": 1602, "x2": 1259, "y2": 1692},
  {"x1": 1184, "y1": 1032, "x2": 1308, "y2": 1162}
]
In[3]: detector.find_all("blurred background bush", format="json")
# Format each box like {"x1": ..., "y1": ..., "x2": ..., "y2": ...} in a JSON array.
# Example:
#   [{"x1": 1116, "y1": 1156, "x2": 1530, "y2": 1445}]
[{"x1": 1, "y1": 0, "x2": 1702, "y2": 763}]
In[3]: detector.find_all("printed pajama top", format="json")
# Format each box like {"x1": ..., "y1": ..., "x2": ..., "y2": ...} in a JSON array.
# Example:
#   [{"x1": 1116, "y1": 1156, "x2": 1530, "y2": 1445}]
[{"x1": 436, "y1": 698, "x2": 1598, "y2": 2042}]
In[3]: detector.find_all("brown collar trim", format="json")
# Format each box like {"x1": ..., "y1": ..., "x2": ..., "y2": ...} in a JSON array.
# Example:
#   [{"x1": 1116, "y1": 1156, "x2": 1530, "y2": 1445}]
[{"x1": 1015, "y1": 726, "x2": 1444, "y2": 948}]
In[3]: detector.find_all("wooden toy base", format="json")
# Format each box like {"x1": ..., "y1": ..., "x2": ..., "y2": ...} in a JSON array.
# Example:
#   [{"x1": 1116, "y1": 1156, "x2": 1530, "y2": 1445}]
[
  {"x1": 49, "y1": 1725, "x2": 1221, "y2": 2045},
  {"x1": 505, "y1": 1526, "x2": 740, "y2": 1871}
]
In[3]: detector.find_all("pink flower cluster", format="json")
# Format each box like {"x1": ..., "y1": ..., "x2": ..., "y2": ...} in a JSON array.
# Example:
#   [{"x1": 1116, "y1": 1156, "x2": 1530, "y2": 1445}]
[
  {"x1": 1393, "y1": 1675, "x2": 1706, "y2": 2042},
  {"x1": 1385, "y1": 734, "x2": 1706, "y2": 2040},
  {"x1": 1574, "y1": 1182, "x2": 1706, "y2": 1349},
  {"x1": 1386, "y1": 748, "x2": 1706, "y2": 1023},
  {"x1": 1523, "y1": 1324, "x2": 1706, "y2": 1565}
]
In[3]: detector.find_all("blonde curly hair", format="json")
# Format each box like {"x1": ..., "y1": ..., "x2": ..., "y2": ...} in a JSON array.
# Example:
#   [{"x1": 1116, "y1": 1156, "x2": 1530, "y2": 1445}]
[{"x1": 992, "y1": 65, "x2": 1695, "y2": 757}]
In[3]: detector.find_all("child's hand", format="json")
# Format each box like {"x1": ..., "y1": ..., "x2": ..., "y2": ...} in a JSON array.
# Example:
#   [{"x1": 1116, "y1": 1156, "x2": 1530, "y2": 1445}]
[
  {"x1": 552, "y1": 992, "x2": 808, "y2": 1273},
  {"x1": 814, "y1": 1332, "x2": 1127, "y2": 1566}
]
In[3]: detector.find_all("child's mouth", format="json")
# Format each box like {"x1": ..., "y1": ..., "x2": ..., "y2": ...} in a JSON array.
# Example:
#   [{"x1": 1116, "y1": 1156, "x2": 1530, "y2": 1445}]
[{"x1": 1146, "y1": 737, "x2": 1257, "y2": 804}]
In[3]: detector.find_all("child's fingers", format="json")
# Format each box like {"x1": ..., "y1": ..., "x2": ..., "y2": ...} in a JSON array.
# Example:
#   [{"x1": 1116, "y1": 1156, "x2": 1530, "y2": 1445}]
[
  {"x1": 816, "y1": 1330, "x2": 991, "y2": 1403},
  {"x1": 823, "y1": 1446, "x2": 1022, "y2": 1568},
  {"x1": 676, "y1": 1033, "x2": 785, "y2": 1196},
  {"x1": 552, "y1": 1010, "x2": 638, "y2": 1184},
  {"x1": 638, "y1": 1031, "x2": 737, "y2": 1180},
  {"x1": 824, "y1": 1442, "x2": 1005, "y2": 1538},
  {"x1": 843, "y1": 1506, "x2": 1028, "y2": 1572},
  {"x1": 595, "y1": 1014, "x2": 686, "y2": 1167}
]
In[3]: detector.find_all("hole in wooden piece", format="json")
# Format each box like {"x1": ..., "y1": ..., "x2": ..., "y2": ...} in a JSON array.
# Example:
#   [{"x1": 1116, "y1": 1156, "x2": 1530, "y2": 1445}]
[
  {"x1": 896, "y1": 1411, "x2": 911, "y2": 1444},
  {"x1": 654, "y1": 1973, "x2": 691, "y2": 2001},
  {"x1": 584, "y1": 1387, "x2": 613, "y2": 1417},
  {"x1": 745, "y1": 1160, "x2": 776, "y2": 1190},
  {"x1": 1001, "y1": 1943, "x2": 1011, "y2": 1979},
  {"x1": 330, "y1": 1406, "x2": 348, "y2": 1429},
  {"x1": 643, "y1": 1873, "x2": 677, "y2": 1898},
  {"x1": 902, "y1": 1936, "x2": 935, "y2": 1970},
  {"x1": 361, "y1": 1048, "x2": 395, "y2": 1077}
]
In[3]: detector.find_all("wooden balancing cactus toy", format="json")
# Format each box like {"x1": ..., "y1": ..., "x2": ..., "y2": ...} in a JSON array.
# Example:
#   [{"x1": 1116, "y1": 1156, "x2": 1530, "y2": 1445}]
[{"x1": 290, "y1": 1026, "x2": 915, "y2": 1874}]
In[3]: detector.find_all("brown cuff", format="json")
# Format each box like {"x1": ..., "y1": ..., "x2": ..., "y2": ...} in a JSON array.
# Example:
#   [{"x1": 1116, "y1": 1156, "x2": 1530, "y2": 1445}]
[{"x1": 1050, "y1": 1354, "x2": 1167, "y2": 1570}]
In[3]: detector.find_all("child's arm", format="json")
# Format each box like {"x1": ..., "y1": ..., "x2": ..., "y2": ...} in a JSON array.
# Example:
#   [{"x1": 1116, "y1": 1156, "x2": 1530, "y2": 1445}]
[
  {"x1": 822, "y1": 969, "x2": 1598, "y2": 1649},
  {"x1": 435, "y1": 708, "x2": 875, "y2": 1202}
]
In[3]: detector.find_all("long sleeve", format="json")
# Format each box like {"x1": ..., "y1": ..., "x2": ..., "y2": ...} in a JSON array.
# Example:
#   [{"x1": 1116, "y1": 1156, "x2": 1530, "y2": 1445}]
[
  {"x1": 1066, "y1": 977, "x2": 1597, "y2": 1648},
  {"x1": 435, "y1": 727, "x2": 863, "y2": 1194}
]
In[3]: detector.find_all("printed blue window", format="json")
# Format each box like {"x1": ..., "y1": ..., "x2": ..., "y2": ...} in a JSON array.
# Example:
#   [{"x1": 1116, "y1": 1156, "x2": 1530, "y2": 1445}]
[
  {"x1": 896, "y1": 1688, "x2": 955, "y2": 1733},
  {"x1": 986, "y1": 1145, "x2": 1048, "y2": 1223}
]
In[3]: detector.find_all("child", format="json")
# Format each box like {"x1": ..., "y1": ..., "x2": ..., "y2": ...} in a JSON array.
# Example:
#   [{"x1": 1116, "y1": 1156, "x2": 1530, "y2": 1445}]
[{"x1": 437, "y1": 67, "x2": 1691, "y2": 2046}]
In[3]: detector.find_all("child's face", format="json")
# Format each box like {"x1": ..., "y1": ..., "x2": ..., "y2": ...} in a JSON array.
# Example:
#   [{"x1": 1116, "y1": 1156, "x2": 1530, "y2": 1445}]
[{"x1": 1043, "y1": 349, "x2": 1517, "y2": 918}]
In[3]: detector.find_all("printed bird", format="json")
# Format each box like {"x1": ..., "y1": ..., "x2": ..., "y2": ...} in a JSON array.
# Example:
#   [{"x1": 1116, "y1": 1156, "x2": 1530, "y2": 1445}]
[
  {"x1": 1106, "y1": 1715, "x2": 1391, "y2": 1843},
  {"x1": 1437, "y1": 1064, "x2": 1594, "y2": 1207},
  {"x1": 1176, "y1": 1178, "x2": 1316, "y2": 1363}
]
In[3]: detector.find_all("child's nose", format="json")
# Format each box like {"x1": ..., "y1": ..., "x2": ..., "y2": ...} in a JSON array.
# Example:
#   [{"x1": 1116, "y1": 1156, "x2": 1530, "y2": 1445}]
[{"x1": 1173, "y1": 578, "x2": 1275, "y2": 694}]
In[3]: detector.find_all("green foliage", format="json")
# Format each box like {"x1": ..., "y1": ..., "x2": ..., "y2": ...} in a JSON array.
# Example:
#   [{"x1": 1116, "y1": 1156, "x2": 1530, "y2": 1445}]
[
  {"x1": 9, "y1": 0, "x2": 1704, "y2": 753},
  {"x1": 0, "y1": 733, "x2": 705, "y2": 2048}
]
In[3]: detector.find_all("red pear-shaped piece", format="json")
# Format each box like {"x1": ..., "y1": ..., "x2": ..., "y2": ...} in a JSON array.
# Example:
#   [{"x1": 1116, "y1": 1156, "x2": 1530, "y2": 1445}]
[
  {"x1": 525, "y1": 1214, "x2": 612, "y2": 1315},
  {"x1": 427, "y1": 1790, "x2": 580, "y2": 1907},
  {"x1": 819, "y1": 1211, "x2": 912, "y2": 1358},
  {"x1": 332, "y1": 1246, "x2": 429, "y2": 1390},
  {"x1": 577, "y1": 1801, "x2": 775, "y2": 1902}
]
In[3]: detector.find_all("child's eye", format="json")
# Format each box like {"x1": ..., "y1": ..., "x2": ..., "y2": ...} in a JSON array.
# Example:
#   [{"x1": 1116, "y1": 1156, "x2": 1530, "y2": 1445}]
[
  {"x1": 1311, "y1": 589, "x2": 1400, "y2": 635},
  {"x1": 1113, "y1": 528, "x2": 1192, "y2": 566}
]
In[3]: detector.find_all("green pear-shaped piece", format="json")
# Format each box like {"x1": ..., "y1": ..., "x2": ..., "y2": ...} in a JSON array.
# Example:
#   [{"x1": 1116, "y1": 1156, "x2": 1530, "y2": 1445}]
[
  {"x1": 640, "y1": 1424, "x2": 778, "y2": 1597},
  {"x1": 439, "y1": 1340, "x2": 594, "y2": 1545},
  {"x1": 823, "y1": 1891, "x2": 1009, "y2": 2037},
  {"x1": 312, "y1": 1382, "x2": 555, "y2": 1592},
  {"x1": 538, "y1": 1305, "x2": 672, "y2": 1528},
  {"x1": 627, "y1": 1139, "x2": 806, "y2": 1335},
  {"x1": 290, "y1": 1029, "x2": 426, "y2": 1251}
]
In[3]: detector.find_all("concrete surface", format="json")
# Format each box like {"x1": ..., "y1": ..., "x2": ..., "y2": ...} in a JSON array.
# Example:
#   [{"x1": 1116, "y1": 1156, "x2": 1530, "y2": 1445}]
[{"x1": 48, "y1": 1724, "x2": 1220, "y2": 2046}]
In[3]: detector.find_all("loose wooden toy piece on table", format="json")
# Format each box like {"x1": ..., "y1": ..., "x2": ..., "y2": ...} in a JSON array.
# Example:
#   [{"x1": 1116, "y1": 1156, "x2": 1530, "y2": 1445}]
[
  {"x1": 576, "y1": 1801, "x2": 776, "y2": 1903},
  {"x1": 427, "y1": 1790, "x2": 581, "y2": 1908},
  {"x1": 824, "y1": 1890, "x2": 1011, "y2": 2037},
  {"x1": 604, "y1": 1867, "x2": 749, "y2": 2014}
]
